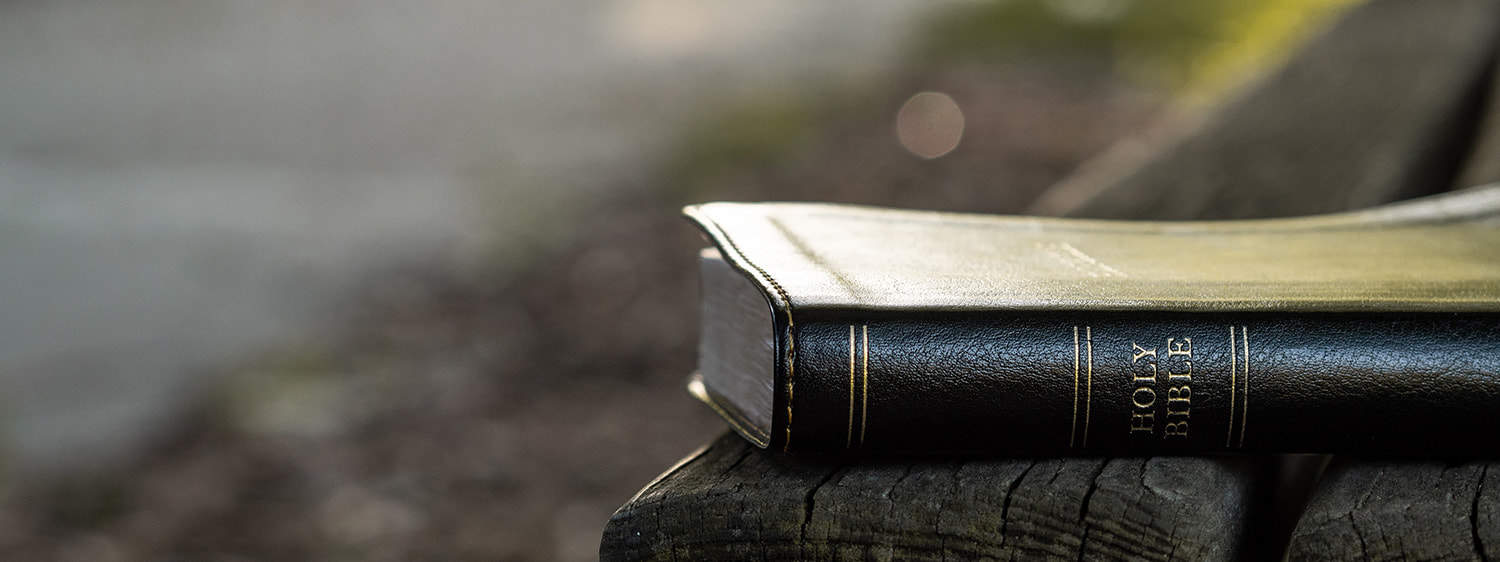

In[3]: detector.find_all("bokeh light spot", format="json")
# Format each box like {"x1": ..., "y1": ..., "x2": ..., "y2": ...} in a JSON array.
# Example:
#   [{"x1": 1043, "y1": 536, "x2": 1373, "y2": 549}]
[{"x1": 895, "y1": 91, "x2": 965, "y2": 159}]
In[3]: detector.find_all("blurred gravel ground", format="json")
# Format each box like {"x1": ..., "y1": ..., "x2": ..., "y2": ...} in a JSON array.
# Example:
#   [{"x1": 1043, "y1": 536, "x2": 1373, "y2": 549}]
[{"x1": 0, "y1": 62, "x2": 1161, "y2": 561}]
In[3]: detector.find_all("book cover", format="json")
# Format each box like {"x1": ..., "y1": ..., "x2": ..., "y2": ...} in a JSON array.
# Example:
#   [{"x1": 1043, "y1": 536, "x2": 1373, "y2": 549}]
[{"x1": 688, "y1": 187, "x2": 1500, "y2": 454}]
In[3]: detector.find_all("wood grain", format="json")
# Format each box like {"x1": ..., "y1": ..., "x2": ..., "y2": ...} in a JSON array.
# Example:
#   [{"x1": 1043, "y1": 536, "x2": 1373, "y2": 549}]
[
  {"x1": 603, "y1": 434, "x2": 1256, "y2": 561},
  {"x1": 1287, "y1": 459, "x2": 1499, "y2": 561}
]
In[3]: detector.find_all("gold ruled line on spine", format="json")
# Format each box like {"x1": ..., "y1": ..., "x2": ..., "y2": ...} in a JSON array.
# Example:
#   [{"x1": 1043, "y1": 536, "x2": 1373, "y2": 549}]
[
  {"x1": 1227, "y1": 326, "x2": 1236, "y2": 449},
  {"x1": 1239, "y1": 326, "x2": 1250, "y2": 448},
  {"x1": 860, "y1": 325, "x2": 869, "y2": 446},
  {"x1": 1083, "y1": 326, "x2": 1093, "y2": 448},
  {"x1": 1070, "y1": 326, "x2": 1080, "y2": 449},
  {"x1": 846, "y1": 325, "x2": 856, "y2": 449}
]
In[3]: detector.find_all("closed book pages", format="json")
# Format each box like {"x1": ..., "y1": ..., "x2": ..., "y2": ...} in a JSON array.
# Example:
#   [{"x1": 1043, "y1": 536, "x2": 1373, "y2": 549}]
[{"x1": 687, "y1": 187, "x2": 1500, "y2": 455}]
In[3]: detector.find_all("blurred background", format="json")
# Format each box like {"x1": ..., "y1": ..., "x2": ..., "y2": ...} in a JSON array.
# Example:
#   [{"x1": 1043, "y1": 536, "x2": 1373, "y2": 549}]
[{"x1": 0, "y1": 0, "x2": 1355, "y2": 559}]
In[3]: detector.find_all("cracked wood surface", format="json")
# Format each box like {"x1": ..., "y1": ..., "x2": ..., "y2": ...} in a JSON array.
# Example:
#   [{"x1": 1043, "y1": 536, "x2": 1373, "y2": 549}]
[
  {"x1": 602, "y1": 433, "x2": 1255, "y2": 561},
  {"x1": 1287, "y1": 459, "x2": 1500, "y2": 561}
]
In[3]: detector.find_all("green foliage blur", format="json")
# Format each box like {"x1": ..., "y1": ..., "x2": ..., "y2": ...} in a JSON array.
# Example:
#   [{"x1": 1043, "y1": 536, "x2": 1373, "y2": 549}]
[
  {"x1": 662, "y1": 0, "x2": 1359, "y2": 202},
  {"x1": 920, "y1": 0, "x2": 1357, "y2": 95}
]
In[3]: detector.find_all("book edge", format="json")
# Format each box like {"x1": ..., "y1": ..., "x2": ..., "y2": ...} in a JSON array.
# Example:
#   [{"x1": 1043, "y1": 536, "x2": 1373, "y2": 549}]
[
  {"x1": 684, "y1": 205, "x2": 796, "y2": 452},
  {"x1": 687, "y1": 373, "x2": 770, "y2": 448}
]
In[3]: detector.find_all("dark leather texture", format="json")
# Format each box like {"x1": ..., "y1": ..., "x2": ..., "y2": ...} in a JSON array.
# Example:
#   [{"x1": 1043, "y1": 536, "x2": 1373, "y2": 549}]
[
  {"x1": 685, "y1": 187, "x2": 1500, "y2": 454},
  {"x1": 793, "y1": 311, "x2": 1500, "y2": 455}
]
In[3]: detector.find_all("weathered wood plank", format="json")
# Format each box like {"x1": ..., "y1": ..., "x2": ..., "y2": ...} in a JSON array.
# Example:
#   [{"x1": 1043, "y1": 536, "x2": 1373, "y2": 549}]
[
  {"x1": 603, "y1": 433, "x2": 1255, "y2": 561},
  {"x1": 1029, "y1": 0, "x2": 1500, "y2": 220},
  {"x1": 1286, "y1": 459, "x2": 1498, "y2": 561}
]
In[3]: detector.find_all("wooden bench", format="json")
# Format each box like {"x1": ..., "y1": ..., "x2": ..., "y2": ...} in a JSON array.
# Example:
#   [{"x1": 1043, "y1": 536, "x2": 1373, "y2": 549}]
[{"x1": 603, "y1": 1, "x2": 1500, "y2": 559}]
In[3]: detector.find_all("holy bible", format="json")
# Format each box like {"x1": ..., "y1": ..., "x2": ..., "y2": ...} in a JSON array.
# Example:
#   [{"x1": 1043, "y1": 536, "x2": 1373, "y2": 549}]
[{"x1": 688, "y1": 187, "x2": 1500, "y2": 455}]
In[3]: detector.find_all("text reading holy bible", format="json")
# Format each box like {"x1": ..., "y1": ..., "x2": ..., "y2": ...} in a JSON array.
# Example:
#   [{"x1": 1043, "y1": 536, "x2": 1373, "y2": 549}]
[{"x1": 1076, "y1": 325, "x2": 1252, "y2": 450}]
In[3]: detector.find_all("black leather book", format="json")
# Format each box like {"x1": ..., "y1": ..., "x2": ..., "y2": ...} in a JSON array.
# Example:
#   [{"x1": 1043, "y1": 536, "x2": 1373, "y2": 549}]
[{"x1": 687, "y1": 187, "x2": 1500, "y2": 455}]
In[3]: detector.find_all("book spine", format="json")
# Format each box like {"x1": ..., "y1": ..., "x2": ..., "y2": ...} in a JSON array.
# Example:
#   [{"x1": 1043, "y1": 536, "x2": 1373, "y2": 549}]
[{"x1": 780, "y1": 311, "x2": 1500, "y2": 455}]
